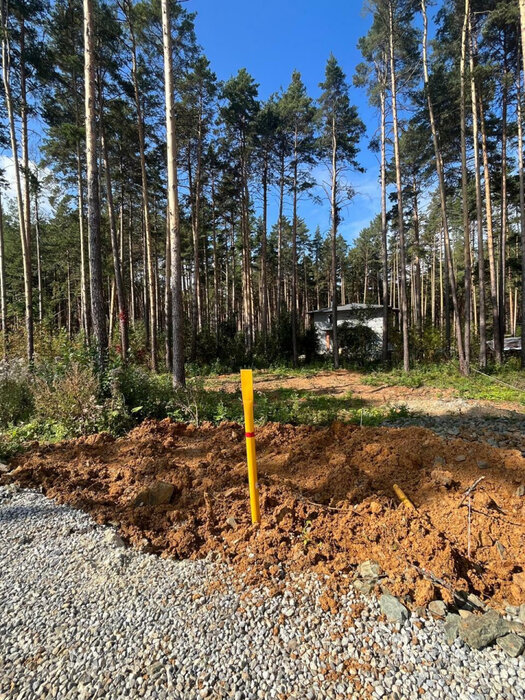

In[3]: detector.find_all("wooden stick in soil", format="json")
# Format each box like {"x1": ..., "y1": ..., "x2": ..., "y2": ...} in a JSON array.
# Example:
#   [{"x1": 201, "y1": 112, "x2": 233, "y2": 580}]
[{"x1": 458, "y1": 477, "x2": 485, "y2": 508}]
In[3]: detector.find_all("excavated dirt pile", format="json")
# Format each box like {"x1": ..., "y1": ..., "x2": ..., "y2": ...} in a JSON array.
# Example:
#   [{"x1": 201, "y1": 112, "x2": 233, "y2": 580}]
[{"x1": 4, "y1": 419, "x2": 525, "y2": 607}]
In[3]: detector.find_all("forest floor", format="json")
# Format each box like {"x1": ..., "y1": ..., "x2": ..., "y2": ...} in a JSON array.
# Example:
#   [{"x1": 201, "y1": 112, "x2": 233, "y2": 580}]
[{"x1": 3, "y1": 415, "x2": 524, "y2": 610}]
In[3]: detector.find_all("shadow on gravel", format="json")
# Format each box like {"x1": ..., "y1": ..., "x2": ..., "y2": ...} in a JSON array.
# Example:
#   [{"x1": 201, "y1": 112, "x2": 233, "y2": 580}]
[{"x1": 0, "y1": 501, "x2": 59, "y2": 524}]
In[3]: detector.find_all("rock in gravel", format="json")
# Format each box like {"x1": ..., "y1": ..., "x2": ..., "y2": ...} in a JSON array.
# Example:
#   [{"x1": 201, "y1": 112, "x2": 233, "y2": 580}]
[
  {"x1": 454, "y1": 589, "x2": 480, "y2": 612},
  {"x1": 379, "y1": 594, "x2": 409, "y2": 623},
  {"x1": 432, "y1": 456, "x2": 446, "y2": 467},
  {"x1": 459, "y1": 610, "x2": 509, "y2": 650},
  {"x1": 467, "y1": 593, "x2": 486, "y2": 610},
  {"x1": 506, "y1": 605, "x2": 520, "y2": 617},
  {"x1": 455, "y1": 454, "x2": 467, "y2": 462},
  {"x1": 444, "y1": 614, "x2": 461, "y2": 644},
  {"x1": 520, "y1": 604, "x2": 525, "y2": 624},
  {"x1": 508, "y1": 620, "x2": 525, "y2": 636},
  {"x1": 357, "y1": 560, "x2": 381, "y2": 580},
  {"x1": 477, "y1": 460, "x2": 490, "y2": 470},
  {"x1": 516, "y1": 485, "x2": 525, "y2": 498},
  {"x1": 497, "y1": 634, "x2": 525, "y2": 658},
  {"x1": 428, "y1": 601, "x2": 447, "y2": 619},
  {"x1": 0, "y1": 462, "x2": 9, "y2": 473},
  {"x1": 103, "y1": 530, "x2": 125, "y2": 548},
  {"x1": 132, "y1": 481, "x2": 175, "y2": 507},
  {"x1": 353, "y1": 578, "x2": 376, "y2": 596}
]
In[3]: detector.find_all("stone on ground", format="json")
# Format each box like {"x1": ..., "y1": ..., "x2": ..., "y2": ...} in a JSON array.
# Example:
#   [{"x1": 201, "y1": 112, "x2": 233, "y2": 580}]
[
  {"x1": 379, "y1": 594, "x2": 409, "y2": 623},
  {"x1": 497, "y1": 634, "x2": 525, "y2": 658},
  {"x1": 132, "y1": 481, "x2": 175, "y2": 506},
  {"x1": 459, "y1": 610, "x2": 509, "y2": 650}
]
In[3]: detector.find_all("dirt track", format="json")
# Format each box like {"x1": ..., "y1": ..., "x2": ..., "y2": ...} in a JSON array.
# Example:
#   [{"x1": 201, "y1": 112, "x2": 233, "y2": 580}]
[{"x1": 6, "y1": 419, "x2": 525, "y2": 608}]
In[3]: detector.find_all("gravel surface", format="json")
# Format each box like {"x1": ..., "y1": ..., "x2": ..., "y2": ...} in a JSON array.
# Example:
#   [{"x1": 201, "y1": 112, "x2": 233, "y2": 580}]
[
  {"x1": 384, "y1": 410, "x2": 524, "y2": 453},
  {"x1": 1, "y1": 485, "x2": 524, "y2": 700}
]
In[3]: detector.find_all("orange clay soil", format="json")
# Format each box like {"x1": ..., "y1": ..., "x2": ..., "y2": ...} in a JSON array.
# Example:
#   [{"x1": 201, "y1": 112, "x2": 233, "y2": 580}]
[{"x1": 5, "y1": 419, "x2": 525, "y2": 607}]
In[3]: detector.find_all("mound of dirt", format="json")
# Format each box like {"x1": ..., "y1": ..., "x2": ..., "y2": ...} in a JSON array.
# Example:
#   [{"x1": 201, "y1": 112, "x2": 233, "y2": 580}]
[{"x1": 4, "y1": 419, "x2": 525, "y2": 606}]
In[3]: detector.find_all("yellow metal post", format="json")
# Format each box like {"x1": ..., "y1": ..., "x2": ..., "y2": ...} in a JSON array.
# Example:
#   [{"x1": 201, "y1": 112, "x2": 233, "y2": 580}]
[{"x1": 240, "y1": 369, "x2": 260, "y2": 524}]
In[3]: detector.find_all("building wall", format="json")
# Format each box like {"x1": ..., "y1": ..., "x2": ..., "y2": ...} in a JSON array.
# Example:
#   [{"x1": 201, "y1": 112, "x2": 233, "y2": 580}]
[{"x1": 312, "y1": 310, "x2": 383, "y2": 355}]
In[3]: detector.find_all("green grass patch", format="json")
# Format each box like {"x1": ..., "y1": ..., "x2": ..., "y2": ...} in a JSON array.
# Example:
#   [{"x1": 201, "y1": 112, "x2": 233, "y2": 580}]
[{"x1": 363, "y1": 361, "x2": 525, "y2": 405}]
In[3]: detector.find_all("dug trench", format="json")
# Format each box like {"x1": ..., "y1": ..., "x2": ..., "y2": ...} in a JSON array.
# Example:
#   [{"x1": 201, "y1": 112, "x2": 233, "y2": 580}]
[{"x1": 3, "y1": 419, "x2": 525, "y2": 610}]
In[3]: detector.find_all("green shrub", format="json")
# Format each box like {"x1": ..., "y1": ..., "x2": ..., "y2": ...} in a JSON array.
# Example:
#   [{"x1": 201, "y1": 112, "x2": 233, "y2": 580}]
[
  {"x1": 116, "y1": 365, "x2": 175, "y2": 419},
  {"x1": 32, "y1": 362, "x2": 104, "y2": 436},
  {"x1": 338, "y1": 323, "x2": 381, "y2": 367},
  {"x1": 0, "y1": 360, "x2": 34, "y2": 427}
]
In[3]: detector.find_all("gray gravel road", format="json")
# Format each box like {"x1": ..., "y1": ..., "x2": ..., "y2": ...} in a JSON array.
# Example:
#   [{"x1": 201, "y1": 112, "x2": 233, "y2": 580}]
[{"x1": 0, "y1": 485, "x2": 524, "y2": 700}]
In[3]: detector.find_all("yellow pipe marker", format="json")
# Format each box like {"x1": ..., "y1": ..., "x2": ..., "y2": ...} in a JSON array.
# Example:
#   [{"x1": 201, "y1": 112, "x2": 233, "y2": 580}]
[
  {"x1": 393, "y1": 483, "x2": 416, "y2": 510},
  {"x1": 240, "y1": 369, "x2": 261, "y2": 524}
]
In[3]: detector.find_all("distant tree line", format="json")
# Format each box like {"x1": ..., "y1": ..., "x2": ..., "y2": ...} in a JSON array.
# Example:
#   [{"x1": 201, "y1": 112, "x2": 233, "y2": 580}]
[{"x1": 0, "y1": 0, "x2": 524, "y2": 379}]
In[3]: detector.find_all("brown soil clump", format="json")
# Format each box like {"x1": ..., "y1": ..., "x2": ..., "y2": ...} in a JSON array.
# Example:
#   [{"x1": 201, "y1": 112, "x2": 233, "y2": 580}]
[{"x1": 4, "y1": 419, "x2": 525, "y2": 605}]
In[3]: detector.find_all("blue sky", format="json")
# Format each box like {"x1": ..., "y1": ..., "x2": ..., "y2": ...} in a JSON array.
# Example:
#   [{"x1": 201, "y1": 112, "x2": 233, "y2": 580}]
[{"x1": 191, "y1": 0, "x2": 380, "y2": 245}]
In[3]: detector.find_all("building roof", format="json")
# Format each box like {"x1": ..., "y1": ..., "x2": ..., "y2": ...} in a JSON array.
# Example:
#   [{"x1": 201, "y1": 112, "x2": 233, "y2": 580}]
[
  {"x1": 487, "y1": 337, "x2": 522, "y2": 352},
  {"x1": 308, "y1": 303, "x2": 391, "y2": 314}
]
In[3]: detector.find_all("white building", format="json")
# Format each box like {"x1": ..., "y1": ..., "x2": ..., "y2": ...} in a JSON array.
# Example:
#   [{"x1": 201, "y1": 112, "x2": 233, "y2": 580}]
[{"x1": 308, "y1": 303, "x2": 393, "y2": 357}]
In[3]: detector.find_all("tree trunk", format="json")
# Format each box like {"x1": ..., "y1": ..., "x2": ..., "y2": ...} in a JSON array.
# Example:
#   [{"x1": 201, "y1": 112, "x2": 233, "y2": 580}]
[
  {"x1": 20, "y1": 18, "x2": 34, "y2": 361},
  {"x1": 519, "y1": 0, "x2": 525, "y2": 367},
  {"x1": 83, "y1": 0, "x2": 107, "y2": 370},
  {"x1": 499, "y1": 44, "x2": 508, "y2": 352},
  {"x1": 277, "y1": 151, "x2": 285, "y2": 314},
  {"x1": 101, "y1": 123, "x2": 129, "y2": 361},
  {"x1": 241, "y1": 146, "x2": 253, "y2": 352},
  {"x1": 291, "y1": 127, "x2": 299, "y2": 366},
  {"x1": 124, "y1": 0, "x2": 157, "y2": 371},
  {"x1": 412, "y1": 176, "x2": 422, "y2": 337},
  {"x1": 478, "y1": 94, "x2": 502, "y2": 363},
  {"x1": 211, "y1": 177, "x2": 220, "y2": 344},
  {"x1": 34, "y1": 194, "x2": 43, "y2": 324},
  {"x1": 1, "y1": 6, "x2": 33, "y2": 364},
  {"x1": 420, "y1": 0, "x2": 466, "y2": 373},
  {"x1": 460, "y1": 0, "x2": 471, "y2": 370},
  {"x1": 164, "y1": 209, "x2": 172, "y2": 371},
  {"x1": 0, "y1": 191, "x2": 6, "y2": 358},
  {"x1": 261, "y1": 158, "x2": 268, "y2": 347},
  {"x1": 67, "y1": 256, "x2": 72, "y2": 339},
  {"x1": 330, "y1": 114, "x2": 339, "y2": 370},
  {"x1": 389, "y1": 2, "x2": 409, "y2": 372},
  {"x1": 469, "y1": 15, "x2": 487, "y2": 368},
  {"x1": 76, "y1": 143, "x2": 90, "y2": 338},
  {"x1": 161, "y1": 0, "x2": 185, "y2": 387}
]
